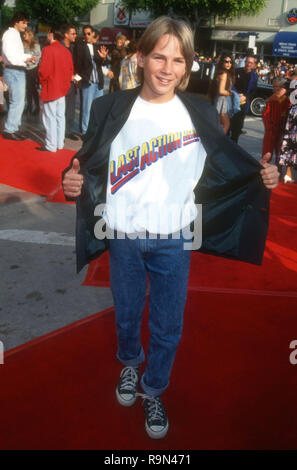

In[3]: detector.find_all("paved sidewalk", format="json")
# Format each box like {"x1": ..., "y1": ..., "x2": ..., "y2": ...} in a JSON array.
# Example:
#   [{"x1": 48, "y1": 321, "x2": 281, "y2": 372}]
[
  {"x1": 0, "y1": 183, "x2": 41, "y2": 205},
  {"x1": 0, "y1": 99, "x2": 114, "y2": 351}
]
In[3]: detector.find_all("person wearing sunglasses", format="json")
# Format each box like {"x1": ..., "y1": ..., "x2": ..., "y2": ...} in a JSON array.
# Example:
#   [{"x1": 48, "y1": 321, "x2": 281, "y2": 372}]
[
  {"x1": 208, "y1": 52, "x2": 235, "y2": 133},
  {"x1": 74, "y1": 25, "x2": 108, "y2": 136}
]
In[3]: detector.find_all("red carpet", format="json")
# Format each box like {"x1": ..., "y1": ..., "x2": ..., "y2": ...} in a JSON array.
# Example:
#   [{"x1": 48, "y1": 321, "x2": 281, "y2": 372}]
[
  {"x1": 83, "y1": 216, "x2": 297, "y2": 294},
  {"x1": 0, "y1": 135, "x2": 75, "y2": 203},
  {"x1": 1, "y1": 290, "x2": 297, "y2": 450},
  {"x1": 1, "y1": 134, "x2": 297, "y2": 449}
]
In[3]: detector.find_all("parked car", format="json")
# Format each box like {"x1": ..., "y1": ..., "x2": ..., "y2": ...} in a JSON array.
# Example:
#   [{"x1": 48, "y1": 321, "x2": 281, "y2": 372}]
[{"x1": 187, "y1": 63, "x2": 273, "y2": 117}]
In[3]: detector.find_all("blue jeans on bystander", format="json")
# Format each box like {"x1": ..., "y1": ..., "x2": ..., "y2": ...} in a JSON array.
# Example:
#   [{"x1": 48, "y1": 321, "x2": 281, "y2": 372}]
[
  {"x1": 3, "y1": 68, "x2": 26, "y2": 134},
  {"x1": 81, "y1": 82, "x2": 103, "y2": 134}
]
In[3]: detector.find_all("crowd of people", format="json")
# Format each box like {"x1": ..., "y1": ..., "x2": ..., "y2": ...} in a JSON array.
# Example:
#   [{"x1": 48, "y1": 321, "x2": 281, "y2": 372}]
[
  {"x1": 207, "y1": 50, "x2": 297, "y2": 182},
  {"x1": 194, "y1": 52, "x2": 297, "y2": 84},
  {"x1": 0, "y1": 12, "x2": 296, "y2": 181},
  {"x1": 0, "y1": 12, "x2": 140, "y2": 151}
]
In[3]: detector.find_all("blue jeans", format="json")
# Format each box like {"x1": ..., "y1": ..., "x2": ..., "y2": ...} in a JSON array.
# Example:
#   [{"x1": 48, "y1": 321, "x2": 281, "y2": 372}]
[
  {"x1": 3, "y1": 68, "x2": 26, "y2": 134},
  {"x1": 109, "y1": 233, "x2": 191, "y2": 397},
  {"x1": 81, "y1": 82, "x2": 103, "y2": 134}
]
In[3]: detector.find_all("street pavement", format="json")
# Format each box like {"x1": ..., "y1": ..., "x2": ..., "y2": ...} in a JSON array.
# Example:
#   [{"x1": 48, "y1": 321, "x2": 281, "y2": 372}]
[{"x1": 0, "y1": 101, "x2": 266, "y2": 353}]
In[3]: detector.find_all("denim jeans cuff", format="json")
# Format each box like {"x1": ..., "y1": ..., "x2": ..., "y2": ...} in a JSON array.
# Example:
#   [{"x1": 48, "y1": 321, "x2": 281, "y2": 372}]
[
  {"x1": 140, "y1": 374, "x2": 168, "y2": 398},
  {"x1": 116, "y1": 346, "x2": 145, "y2": 367}
]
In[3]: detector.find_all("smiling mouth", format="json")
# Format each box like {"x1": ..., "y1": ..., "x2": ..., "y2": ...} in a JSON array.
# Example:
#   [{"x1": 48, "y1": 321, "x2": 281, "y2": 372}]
[{"x1": 156, "y1": 77, "x2": 172, "y2": 85}]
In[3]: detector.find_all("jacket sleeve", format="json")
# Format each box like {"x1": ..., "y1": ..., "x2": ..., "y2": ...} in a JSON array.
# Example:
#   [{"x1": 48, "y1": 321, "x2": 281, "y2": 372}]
[
  {"x1": 38, "y1": 46, "x2": 52, "y2": 85},
  {"x1": 73, "y1": 42, "x2": 80, "y2": 75},
  {"x1": 68, "y1": 52, "x2": 74, "y2": 82},
  {"x1": 73, "y1": 42, "x2": 84, "y2": 77},
  {"x1": 262, "y1": 100, "x2": 272, "y2": 129}
]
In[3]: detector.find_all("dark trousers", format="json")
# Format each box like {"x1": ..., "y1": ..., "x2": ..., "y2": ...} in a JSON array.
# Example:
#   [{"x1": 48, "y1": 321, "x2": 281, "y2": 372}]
[
  {"x1": 229, "y1": 104, "x2": 246, "y2": 143},
  {"x1": 65, "y1": 82, "x2": 76, "y2": 134},
  {"x1": 109, "y1": 77, "x2": 120, "y2": 93},
  {"x1": 26, "y1": 67, "x2": 40, "y2": 114}
]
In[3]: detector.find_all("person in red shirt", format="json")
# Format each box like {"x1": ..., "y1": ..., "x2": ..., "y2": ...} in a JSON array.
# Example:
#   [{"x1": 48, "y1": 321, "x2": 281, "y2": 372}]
[
  {"x1": 38, "y1": 27, "x2": 73, "y2": 152},
  {"x1": 262, "y1": 77, "x2": 290, "y2": 163}
]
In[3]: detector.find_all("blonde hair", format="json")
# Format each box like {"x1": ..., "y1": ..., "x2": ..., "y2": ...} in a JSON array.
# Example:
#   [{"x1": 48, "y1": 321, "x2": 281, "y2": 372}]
[
  {"x1": 137, "y1": 16, "x2": 194, "y2": 91},
  {"x1": 116, "y1": 34, "x2": 127, "y2": 42},
  {"x1": 23, "y1": 28, "x2": 37, "y2": 50}
]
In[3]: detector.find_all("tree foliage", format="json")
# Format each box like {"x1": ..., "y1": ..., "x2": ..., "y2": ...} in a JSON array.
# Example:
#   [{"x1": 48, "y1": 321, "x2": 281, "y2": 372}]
[
  {"x1": 14, "y1": 0, "x2": 101, "y2": 25},
  {"x1": 1, "y1": 5, "x2": 15, "y2": 28},
  {"x1": 122, "y1": 0, "x2": 266, "y2": 23}
]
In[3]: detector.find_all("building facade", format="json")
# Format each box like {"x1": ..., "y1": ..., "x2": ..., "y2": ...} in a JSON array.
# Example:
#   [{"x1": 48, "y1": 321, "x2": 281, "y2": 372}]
[
  {"x1": 91, "y1": 0, "x2": 152, "y2": 30},
  {"x1": 90, "y1": 0, "x2": 297, "y2": 60},
  {"x1": 209, "y1": 0, "x2": 297, "y2": 59}
]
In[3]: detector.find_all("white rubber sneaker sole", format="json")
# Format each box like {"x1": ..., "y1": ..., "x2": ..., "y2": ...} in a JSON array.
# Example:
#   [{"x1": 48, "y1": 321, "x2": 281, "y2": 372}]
[
  {"x1": 145, "y1": 420, "x2": 169, "y2": 439},
  {"x1": 115, "y1": 387, "x2": 137, "y2": 407}
]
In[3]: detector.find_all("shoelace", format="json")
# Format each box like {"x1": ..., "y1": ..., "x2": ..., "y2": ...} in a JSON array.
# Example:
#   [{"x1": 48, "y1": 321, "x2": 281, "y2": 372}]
[
  {"x1": 137, "y1": 393, "x2": 165, "y2": 421},
  {"x1": 119, "y1": 366, "x2": 139, "y2": 391}
]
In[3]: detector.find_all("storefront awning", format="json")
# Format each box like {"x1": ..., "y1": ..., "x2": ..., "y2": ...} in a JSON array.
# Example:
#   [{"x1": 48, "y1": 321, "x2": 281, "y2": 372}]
[{"x1": 272, "y1": 31, "x2": 297, "y2": 57}]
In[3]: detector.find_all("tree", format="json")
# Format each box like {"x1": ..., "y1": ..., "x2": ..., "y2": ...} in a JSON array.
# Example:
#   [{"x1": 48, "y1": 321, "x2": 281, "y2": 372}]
[
  {"x1": 14, "y1": 0, "x2": 101, "y2": 26},
  {"x1": 1, "y1": 4, "x2": 14, "y2": 29},
  {"x1": 122, "y1": 0, "x2": 266, "y2": 27},
  {"x1": 122, "y1": 0, "x2": 266, "y2": 53}
]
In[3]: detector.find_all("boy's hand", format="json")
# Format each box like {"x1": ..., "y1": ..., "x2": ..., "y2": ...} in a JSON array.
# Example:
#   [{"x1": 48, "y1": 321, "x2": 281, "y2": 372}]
[
  {"x1": 260, "y1": 152, "x2": 279, "y2": 189},
  {"x1": 62, "y1": 158, "x2": 84, "y2": 198}
]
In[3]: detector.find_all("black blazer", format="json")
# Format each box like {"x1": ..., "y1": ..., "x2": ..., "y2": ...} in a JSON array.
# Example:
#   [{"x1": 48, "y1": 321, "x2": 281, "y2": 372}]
[
  {"x1": 63, "y1": 87, "x2": 270, "y2": 272},
  {"x1": 74, "y1": 41, "x2": 105, "y2": 89}
]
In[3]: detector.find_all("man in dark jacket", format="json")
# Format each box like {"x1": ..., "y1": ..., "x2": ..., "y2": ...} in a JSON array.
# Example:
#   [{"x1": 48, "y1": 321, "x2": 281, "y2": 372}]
[
  {"x1": 60, "y1": 24, "x2": 79, "y2": 141},
  {"x1": 229, "y1": 55, "x2": 258, "y2": 143},
  {"x1": 74, "y1": 25, "x2": 108, "y2": 135},
  {"x1": 63, "y1": 18, "x2": 279, "y2": 440}
]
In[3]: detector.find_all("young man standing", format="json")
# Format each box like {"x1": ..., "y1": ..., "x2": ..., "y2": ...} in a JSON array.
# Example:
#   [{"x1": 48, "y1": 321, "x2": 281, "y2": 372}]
[
  {"x1": 63, "y1": 17, "x2": 279, "y2": 439},
  {"x1": 38, "y1": 27, "x2": 73, "y2": 152},
  {"x1": 1, "y1": 12, "x2": 36, "y2": 141}
]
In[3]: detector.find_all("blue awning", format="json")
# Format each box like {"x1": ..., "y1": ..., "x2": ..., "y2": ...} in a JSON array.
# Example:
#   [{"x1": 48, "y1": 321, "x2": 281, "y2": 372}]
[{"x1": 272, "y1": 31, "x2": 297, "y2": 57}]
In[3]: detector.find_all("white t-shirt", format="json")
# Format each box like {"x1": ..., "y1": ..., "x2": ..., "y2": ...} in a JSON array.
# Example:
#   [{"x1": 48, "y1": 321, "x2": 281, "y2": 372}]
[
  {"x1": 87, "y1": 43, "x2": 94, "y2": 58},
  {"x1": 104, "y1": 94, "x2": 207, "y2": 234},
  {"x1": 2, "y1": 27, "x2": 31, "y2": 67}
]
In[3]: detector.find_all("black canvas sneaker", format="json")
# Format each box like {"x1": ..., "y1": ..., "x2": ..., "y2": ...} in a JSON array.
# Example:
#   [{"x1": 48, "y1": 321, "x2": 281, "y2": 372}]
[
  {"x1": 116, "y1": 366, "x2": 140, "y2": 407},
  {"x1": 141, "y1": 394, "x2": 169, "y2": 439}
]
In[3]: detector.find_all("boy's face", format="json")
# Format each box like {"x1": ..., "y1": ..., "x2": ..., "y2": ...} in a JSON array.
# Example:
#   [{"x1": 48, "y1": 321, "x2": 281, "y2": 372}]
[{"x1": 137, "y1": 34, "x2": 186, "y2": 103}]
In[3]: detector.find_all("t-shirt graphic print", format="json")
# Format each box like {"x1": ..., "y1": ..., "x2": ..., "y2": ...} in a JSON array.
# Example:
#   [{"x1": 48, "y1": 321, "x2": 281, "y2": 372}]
[{"x1": 105, "y1": 95, "x2": 207, "y2": 234}]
